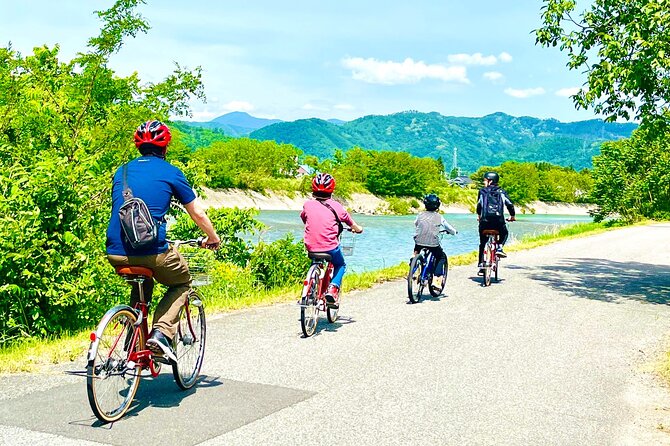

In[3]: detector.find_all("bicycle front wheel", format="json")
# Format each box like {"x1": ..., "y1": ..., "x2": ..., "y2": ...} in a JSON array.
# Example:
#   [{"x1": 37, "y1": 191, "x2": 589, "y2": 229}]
[
  {"x1": 301, "y1": 267, "x2": 320, "y2": 337},
  {"x1": 172, "y1": 290, "x2": 206, "y2": 390},
  {"x1": 87, "y1": 306, "x2": 143, "y2": 423},
  {"x1": 429, "y1": 256, "x2": 448, "y2": 297},
  {"x1": 408, "y1": 255, "x2": 424, "y2": 303}
]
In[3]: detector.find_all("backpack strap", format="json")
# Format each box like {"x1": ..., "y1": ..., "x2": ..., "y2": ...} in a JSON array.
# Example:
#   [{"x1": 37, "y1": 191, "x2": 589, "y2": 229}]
[
  {"x1": 318, "y1": 200, "x2": 343, "y2": 236},
  {"x1": 121, "y1": 163, "x2": 134, "y2": 200}
]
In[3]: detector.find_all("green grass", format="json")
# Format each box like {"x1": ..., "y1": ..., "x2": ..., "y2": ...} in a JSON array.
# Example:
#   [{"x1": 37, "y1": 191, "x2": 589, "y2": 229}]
[{"x1": 0, "y1": 219, "x2": 629, "y2": 374}]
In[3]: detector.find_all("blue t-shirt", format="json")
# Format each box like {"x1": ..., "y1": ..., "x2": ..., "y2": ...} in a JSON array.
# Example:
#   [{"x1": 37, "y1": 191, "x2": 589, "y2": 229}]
[{"x1": 106, "y1": 156, "x2": 196, "y2": 256}]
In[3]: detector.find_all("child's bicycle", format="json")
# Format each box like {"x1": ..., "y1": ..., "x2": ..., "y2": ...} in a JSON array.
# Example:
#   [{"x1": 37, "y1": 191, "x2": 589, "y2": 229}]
[
  {"x1": 407, "y1": 231, "x2": 450, "y2": 303},
  {"x1": 299, "y1": 229, "x2": 355, "y2": 337},
  {"x1": 481, "y1": 229, "x2": 500, "y2": 287},
  {"x1": 81, "y1": 238, "x2": 209, "y2": 423}
]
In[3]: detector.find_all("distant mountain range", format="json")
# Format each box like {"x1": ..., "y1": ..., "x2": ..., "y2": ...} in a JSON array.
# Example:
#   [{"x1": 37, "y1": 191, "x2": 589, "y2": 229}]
[
  {"x1": 180, "y1": 111, "x2": 282, "y2": 137},
  {"x1": 179, "y1": 111, "x2": 637, "y2": 172}
]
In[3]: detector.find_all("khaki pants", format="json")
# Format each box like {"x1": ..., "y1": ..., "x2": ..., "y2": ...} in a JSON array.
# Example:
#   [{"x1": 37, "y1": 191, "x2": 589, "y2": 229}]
[{"x1": 108, "y1": 245, "x2": 191, "y2": 339}]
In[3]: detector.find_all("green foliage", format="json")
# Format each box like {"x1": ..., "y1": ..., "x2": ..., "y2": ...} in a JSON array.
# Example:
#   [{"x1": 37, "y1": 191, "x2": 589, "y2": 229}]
[
  {"x1": 168, "y1": 207, "x2": 264, "y2": 266},
  {"x1": 0, "y1": 0, "x2": 204, "y2": 344},
  {"x1": 535, "y1": 0, "x2": 670, "y2": 124},
  {"x1": 365, "y1": 151, "x2": 443, "y2": 197},
  {"x1": 194, "y1": 138, "x2": 302, "y2": 190},
  {"x1": 386, "y1": 197, "x2": 412, "y2": 215},
  {"x1": 249, "y1": 234, "x2": 311, "y2": 289},
  {"x1": 591, "y1": 126, "x2": 670, "y2": 221},
  {"x1": 471, "y1": 162, "x2": 593, "y2": 205}
]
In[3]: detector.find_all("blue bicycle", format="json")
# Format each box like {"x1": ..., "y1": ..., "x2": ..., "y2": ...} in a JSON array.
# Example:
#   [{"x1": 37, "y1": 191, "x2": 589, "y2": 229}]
[{"x1": 407, "y1": 247, "x2": 448, "y2": 303}]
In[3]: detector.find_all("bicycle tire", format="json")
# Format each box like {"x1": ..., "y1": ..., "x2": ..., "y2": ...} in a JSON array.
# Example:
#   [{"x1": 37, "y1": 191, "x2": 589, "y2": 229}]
[
  {"x1": 301, "y1": 266, "x2": 320, "y2": 337},
  {"x1": 172, "y1": 290, "x2": 206, "y2": 390},
  {"x1": 483, "y1": 243, "x2": 493, "y2": 287},
  {"x1": 408, "y1": 254, "x2": 424, "y2": 303},
  {"x1": 326, "y1": 286, "x2": 339, "y2": 323},
  {"x1": 87, "y1": 305, "x2": 143, "y2": 423},
  {"x1": 429, "y1": 256, "x2": 448, "y2": 297}
]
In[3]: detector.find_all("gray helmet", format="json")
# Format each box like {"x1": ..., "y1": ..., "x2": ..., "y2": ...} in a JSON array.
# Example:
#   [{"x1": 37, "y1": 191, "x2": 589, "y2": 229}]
[
  {"x1": 423, "y1": 193, "x2": 441, "y2": 211},
  {"x1": 483, "y1": 171, "x2": 499, "y2": 184}
]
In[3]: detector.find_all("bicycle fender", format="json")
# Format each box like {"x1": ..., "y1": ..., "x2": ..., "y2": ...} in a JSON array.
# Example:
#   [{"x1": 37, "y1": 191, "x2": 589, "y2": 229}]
[{"x1": 87, "y1": 304, "x2": 136, "y2": 362}]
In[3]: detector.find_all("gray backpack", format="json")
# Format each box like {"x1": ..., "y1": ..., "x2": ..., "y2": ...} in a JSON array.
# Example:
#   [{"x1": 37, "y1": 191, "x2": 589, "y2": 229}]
[{"x1": 118, "y1": 164, "x2": 159, "y2": 250}]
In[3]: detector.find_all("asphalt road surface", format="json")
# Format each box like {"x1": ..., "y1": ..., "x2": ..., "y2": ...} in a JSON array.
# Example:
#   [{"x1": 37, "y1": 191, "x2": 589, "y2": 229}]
[{"x1": 3, "y1": 223, "x2": 670, "y2": 445}]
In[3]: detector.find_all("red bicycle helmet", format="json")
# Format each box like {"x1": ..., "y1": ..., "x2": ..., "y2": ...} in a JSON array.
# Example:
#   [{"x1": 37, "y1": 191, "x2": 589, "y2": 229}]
[
  {"x1": 134, "y1": 120, "x2": 172, "y2": 150},
  {"x1": 312, "y1": 173, "x2": 336, "y2": 194}
]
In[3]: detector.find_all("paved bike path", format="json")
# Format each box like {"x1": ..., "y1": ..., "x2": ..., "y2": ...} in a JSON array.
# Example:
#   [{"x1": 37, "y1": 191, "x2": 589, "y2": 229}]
[{"x1": 2, "y1": 223, "x2": 670, "y2": 445}]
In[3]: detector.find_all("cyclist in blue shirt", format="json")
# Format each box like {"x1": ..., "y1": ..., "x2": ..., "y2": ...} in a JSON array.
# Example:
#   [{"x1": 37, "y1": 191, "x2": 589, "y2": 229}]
[{"x1": 106, "y1": 120, "x2": 220, "y2": 362}]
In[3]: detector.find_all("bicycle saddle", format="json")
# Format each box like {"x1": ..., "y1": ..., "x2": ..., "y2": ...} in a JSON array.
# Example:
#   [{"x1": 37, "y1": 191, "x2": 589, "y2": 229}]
[
  {"x1": 115, "y1": 265, "x2": 154, "y2": 278},
  {"x1": 308, "y1": 252, "x2": 332, "y2": 261},
  {"x1": 482, "y1": 229, "x2": 500, "y2": 236}
]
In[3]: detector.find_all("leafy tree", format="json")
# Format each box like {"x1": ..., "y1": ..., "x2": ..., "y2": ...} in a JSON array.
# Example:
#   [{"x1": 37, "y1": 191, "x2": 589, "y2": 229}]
[
  {"x1": 591, "y1": 125, "x2": 670, "y2": 221},
  {"x1": 535, "y1": 0, "x2": 670, "y2": 123},
  {"x1": 365, "y1": 151, "x2": 442, "y2": 197},
  {"x1": 194, "y1": 138, "x2": 301, "y2": 190},
  {"x1": 0, "y1": 0, "x2": 204, "y2": 342}
]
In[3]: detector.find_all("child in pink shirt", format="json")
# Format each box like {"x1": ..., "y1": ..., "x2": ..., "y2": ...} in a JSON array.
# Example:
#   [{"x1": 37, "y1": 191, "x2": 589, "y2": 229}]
[{"x1": 301, "y1": 173, "x2": 363, "y2": 308}]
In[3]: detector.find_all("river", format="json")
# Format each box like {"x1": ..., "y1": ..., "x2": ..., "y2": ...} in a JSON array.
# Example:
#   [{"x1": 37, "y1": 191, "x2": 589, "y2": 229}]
[{"x1": 251, "y1": 211, "x2": 593, "y2": 273}]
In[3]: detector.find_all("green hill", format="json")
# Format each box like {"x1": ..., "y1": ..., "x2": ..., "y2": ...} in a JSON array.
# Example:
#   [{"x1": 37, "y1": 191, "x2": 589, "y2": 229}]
[{"x1": 249, "y1": 111, "x2": 637, "y2": 171}]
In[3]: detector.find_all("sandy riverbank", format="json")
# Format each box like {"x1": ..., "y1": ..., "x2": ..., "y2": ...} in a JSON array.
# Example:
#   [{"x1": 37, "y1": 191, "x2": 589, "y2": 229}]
[{"x1": 199, "y1": 187, "x2": 594, "y2": 216}]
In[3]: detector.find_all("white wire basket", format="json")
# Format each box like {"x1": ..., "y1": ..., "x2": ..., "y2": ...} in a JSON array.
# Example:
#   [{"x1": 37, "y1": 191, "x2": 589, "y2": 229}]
[
  {"x1": 181, "y1": 249, "x2": 216, "y2": 287},
  {"x1": 340, "y1": 231, "x2": 356, "y2": 256}
]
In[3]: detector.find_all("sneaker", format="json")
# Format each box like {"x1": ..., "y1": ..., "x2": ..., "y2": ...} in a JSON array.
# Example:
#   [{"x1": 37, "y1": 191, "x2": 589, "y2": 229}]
[
  {"x1": 496, "y1": 247, "x2": 507, "y2": 258},
  {"x1": 146, "y1": 329, "x2": 177, "y2": 363},
  {"x1": 325, "y1": 285, "x2": 340, "y2": 309}
]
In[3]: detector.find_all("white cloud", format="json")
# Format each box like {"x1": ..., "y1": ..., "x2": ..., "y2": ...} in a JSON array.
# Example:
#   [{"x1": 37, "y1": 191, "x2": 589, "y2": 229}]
[
  {"x1": 222, "y1": 100, "x2": 255, "y2": 112},
  {"x1": 447, "y1": 53, "x2": 498, "y2": 66},
  {"x1": 342, "y1": 57, "x2": 469, "y2": 85},
  {"x1": 334, "y1": 103, "x2": 355, "y2": 110},
  {"x1": 483, "y1": 71, "x2": 504, "y2": 82},
  {"x1": 555, "y1": 87, "x2": 580, "y2": 97},
  {"x1": 504, "y1": 87, "x2": 546, "y2": 98},
  {"x1": 498, "y1": 52, "x2": 513, "y2": 63}
]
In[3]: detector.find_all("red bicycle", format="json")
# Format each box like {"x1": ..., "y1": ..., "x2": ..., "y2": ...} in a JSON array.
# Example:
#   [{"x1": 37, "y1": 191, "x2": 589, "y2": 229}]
[
  {"x1": 481, "y1": 229, "x2": 500, "y2": 287},
  {"x1": 299, "y1": 230, "x2": 355, "y2": 337},
  {"x1": 84, "y1": 239, "x2": 208, "y2": 423}
]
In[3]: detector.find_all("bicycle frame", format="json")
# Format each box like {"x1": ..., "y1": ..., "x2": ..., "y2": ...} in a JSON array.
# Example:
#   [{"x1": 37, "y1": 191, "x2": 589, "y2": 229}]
[
  {"x1": 301, "y1": 258, "x2": 334, "y2": 311},
  {"x1": 413, "y1": 249, "x2": 436, "y2": 284}
]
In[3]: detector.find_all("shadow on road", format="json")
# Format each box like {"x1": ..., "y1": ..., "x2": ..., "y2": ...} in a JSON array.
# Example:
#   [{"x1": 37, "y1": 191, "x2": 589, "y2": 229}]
[
  {"x1": 72, "y1": 374, "x2": 223, "y2": 428},
  {"x1": 301, "y1": 315, "x2": 356, "y2": 338},
  {"x1": 511, "y1": 258, "x2": 670, "y2": 305}
]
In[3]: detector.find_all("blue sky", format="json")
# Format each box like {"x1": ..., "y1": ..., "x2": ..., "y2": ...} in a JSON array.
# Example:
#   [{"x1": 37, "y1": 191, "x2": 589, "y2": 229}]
[{"x1": 1, "y1": 0, "x2": 597, "y2": 123}]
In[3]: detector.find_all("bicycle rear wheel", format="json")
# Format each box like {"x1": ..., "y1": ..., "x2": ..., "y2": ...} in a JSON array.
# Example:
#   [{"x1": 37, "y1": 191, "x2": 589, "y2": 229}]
[
  {"x1": 408, "y1": 254, "x2": 424, "y2": 303},
  {"x1": 482, "y1": 244, "x2": 493, "y2": 287},
  {"x1": 172, "y1": 290, "x2": 206, "y2": 390},
  {"x1": 429, "y1": 256, "x2": 448, "y2": 297},
  {"x1": 301, "y1": 267, "x2": 320, "y2": 337},
  {"x1": 326, "y1": 286, "x2": 339, "y2": 323},
  {"x1": 87, "y1": 306, "x2": 143, "y2": 423}
]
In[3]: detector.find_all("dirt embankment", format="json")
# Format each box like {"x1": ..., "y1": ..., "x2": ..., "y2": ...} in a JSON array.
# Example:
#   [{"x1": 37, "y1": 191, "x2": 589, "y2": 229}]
[{"x1": 199, "y1": 187, "x2": 593, "y2": 216}]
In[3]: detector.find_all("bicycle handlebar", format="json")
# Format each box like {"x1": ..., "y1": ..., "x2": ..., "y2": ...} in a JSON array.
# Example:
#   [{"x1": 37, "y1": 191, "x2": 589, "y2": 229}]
[{"x1": 167, "y1": 237, "x2": 219, "y2": 249}]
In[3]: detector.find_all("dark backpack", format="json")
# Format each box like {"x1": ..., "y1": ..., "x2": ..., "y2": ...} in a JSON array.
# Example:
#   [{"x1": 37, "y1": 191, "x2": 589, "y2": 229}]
[
  {"x1": 480, "y1": 187, "x2": 504, "y2": 222},
  {"x1": 118, "y1": 164, "x2": 159, "y2": 250}
]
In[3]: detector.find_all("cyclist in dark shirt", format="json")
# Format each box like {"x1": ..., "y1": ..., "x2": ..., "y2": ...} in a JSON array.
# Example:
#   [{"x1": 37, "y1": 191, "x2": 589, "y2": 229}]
[
  {"x1": 106, "y1": 120, "x2": 220, "y2": 362},
  {"x1": 476, "y1": 171, "x2": 515, "y2": 272}
]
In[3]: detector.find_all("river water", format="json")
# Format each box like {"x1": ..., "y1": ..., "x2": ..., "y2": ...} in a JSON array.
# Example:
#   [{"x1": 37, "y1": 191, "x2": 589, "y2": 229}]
[{"x1": 251, "y1": 211, "x2": 593, "y2": 273}]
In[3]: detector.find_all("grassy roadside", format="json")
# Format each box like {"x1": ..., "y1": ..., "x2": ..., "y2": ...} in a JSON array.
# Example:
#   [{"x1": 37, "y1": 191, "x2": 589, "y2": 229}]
[{"x1": 0, "y1": 219, "x2": 634, "y2": 374}]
